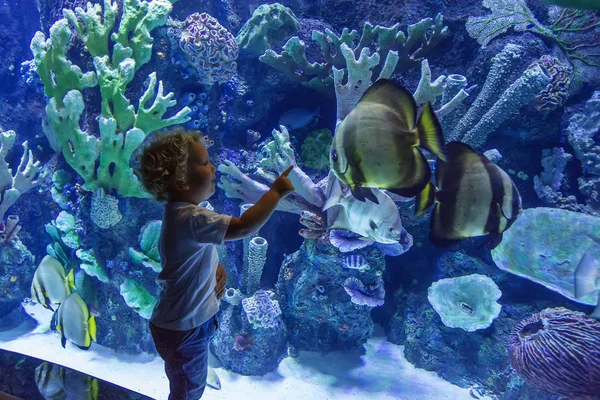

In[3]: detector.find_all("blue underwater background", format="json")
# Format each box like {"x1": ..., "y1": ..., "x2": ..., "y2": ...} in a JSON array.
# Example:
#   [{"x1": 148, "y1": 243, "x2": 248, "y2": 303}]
[{"x1": 0, "y1": 0, "x2": 600, "y2": 399}]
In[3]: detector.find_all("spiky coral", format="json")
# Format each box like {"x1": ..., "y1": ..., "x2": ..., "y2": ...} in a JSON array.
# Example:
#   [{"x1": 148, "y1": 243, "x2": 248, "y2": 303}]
[
  {"x1": 260, "y1": 14, "x2": 448, "y2": 95},
  {"x1": 466, "y1": 0, "x2": 600, "y2": 67},
  {"x1": 30, "y1": 0, "x2": 190, "y2": 199},
  {"x1": 0, "y1": 130, "x2": 43, "y2": 221}
]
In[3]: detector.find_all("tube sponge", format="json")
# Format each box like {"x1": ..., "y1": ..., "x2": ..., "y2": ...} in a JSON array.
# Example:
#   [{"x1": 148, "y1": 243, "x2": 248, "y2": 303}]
[
  {"x1": 243, "y1": 236, "x2": 268, "y2": 295},
  {"x1": 223, "y1": 287, "x2": 244, "y2": 306},
  {"x1": 427, "y1": 274, "x2": 502, "y2": 332}
]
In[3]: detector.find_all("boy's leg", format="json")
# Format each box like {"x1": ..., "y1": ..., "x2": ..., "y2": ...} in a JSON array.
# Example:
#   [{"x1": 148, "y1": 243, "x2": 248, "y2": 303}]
[{"x1": 150, "y1": 317, "x2": 218, "y2": 400}]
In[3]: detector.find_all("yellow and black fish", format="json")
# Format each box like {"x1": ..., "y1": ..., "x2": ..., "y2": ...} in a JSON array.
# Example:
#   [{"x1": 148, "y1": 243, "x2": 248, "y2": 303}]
[
  {"x1": 416, "y1": 142, "x2": 522, "y2": 249},
  {"x1": 31, "y1": 255, "x2": 76, "y2": 311},
  {"x1": 35, "y1": 361, "x2": 99, "y2": 400},
  {"x1": 56, "y1": 293, "x2": 97, "y2": 351},
  {"x1": 330, "y1": 79, "x2": 446, "y2": 204}
]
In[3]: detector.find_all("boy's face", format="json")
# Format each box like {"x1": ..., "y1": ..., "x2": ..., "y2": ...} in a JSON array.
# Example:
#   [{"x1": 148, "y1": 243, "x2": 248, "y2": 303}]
[{"x1": 185, "y1": 140, "x2": 216, "y2": 202}]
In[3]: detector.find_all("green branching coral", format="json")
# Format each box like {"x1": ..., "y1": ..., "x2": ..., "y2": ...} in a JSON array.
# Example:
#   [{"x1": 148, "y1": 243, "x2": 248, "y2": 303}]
[
  {"x1": 120, "y1": 278, "x2": 157, "y2": 320},
  {"x1": 260, "y1": 14, "x2": 448, "y2": 94},
  {"x1": 466, "y1": 0, "x2": 600, "y2": 67},
  {"x1": 128, "y1": 220, "x2": 162, "y2": 273},
  {"x1": 30, "y1": 0, "x2": 190, "y2": 199}
]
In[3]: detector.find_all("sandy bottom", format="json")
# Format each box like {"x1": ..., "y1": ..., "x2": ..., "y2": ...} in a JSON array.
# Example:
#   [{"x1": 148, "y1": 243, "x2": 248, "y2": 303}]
[{"x1": 0, "y1": 301, "x2": 487, "y2": 400}]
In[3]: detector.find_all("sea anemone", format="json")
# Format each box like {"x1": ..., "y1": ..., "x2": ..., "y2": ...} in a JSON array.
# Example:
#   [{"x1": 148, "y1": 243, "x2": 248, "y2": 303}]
[{"x1": 508, "y1": 307, "x2": 600, "y2": 397}]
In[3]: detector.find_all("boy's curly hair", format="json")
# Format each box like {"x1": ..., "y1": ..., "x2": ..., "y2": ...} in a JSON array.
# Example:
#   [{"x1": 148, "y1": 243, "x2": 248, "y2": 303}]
[{"x1": 136, "y1": 128, "x2": 202, "y2": 201}]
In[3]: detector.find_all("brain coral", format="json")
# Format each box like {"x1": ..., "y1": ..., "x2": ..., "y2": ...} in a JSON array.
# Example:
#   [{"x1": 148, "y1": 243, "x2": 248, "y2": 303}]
[
  {"x1": 178, "y1": 13, "x2": 239, "y2": 85},
  {"x1": 427, "y1": 274, "x2": 502, "y2": 332}
]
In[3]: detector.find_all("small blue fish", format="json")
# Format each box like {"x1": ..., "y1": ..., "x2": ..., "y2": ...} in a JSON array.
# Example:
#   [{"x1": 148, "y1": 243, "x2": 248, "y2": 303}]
[
  {"x1": 343, "y1": 254, "x2": 370, "y2": 271},
  {"x1": 278, "y1": 106, "x2": 321, "y2": 131}
]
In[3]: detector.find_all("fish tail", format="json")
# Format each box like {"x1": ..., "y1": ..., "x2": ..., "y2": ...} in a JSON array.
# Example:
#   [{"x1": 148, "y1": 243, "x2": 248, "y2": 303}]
[
  {"x1": 574, "y1": 253, "x2": 600, "y2": 299},
  {"x1": 66, "y1": 269, "x2": 76, "y2": 291},
  {"x1": 416, "y1": 102, "x2": 446, "y2": 161},
  {"x1": 415, "y1": 181, "x2": 436, "y2": 216},
  {"x1": 314, "y1": 105, "x2": 322, "y2": 118},
  {"x1": 88, "y1": 315, "x2": 97, "y2": 343}
]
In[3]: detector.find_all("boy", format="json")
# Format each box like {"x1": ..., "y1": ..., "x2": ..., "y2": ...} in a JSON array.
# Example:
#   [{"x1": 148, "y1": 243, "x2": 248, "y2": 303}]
[{"x1": 136, "y1": 128, "x2": 294, "y2": 399}]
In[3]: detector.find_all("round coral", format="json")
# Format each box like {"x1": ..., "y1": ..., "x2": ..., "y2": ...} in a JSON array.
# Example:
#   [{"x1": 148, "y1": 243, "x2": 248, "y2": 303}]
[
  {"x1": 427, "y1": 274, "x2": 502, "y2": 332},
  {"x1": 178, "y1": 13, "x2": 239, "y2": 85},
  {"x1": 508, "y1": 307, "x2": 600, "y2": 397}
]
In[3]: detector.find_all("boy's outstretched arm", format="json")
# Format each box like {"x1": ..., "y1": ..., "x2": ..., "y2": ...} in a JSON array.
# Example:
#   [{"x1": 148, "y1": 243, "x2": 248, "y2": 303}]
[{"x1": 224, "y1": 166, "x2": 295, "y2": 241}]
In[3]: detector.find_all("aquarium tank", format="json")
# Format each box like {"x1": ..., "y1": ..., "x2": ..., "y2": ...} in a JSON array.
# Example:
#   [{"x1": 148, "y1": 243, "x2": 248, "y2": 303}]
[{"x1": 1, "y1": 0, "x2": 600, "y2": 399}]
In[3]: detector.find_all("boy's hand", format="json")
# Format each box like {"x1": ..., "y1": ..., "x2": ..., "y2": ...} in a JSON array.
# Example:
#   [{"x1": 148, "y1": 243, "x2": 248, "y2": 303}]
[
  {"x1": 270, "y1": 165, "x2": 295, "y2": 198},
  {"x1": 215, "y1": 264, "x2": 226, "y2": 300}
]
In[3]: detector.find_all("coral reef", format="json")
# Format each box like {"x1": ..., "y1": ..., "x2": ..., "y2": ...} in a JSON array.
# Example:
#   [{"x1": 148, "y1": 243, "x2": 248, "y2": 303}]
[
  {"x1": 236, "y1": 3, "x2": 300, "y2": 56},
  {"x1": 387, "y1": 251, "x2": 562, "y2": 399},
  {"x1": 466, "y1": 0, "x2": 600, "y2": 67},
  {"x1": 566, "y1": 91, "x2": 600, "y2": 210},
  {"x1": 299, "y1": 128, "x2": 332, "y2": 170},
  {"x1": 275, "y1": 239, "x2": 385, "y2": 353},
  {"x1": 427, "y1": 274, "x2": 502, "y2": 332},
  {"x1": 508, "y1": 307, "x2": 600, "y2": 397},
  {"x1": 119, "y1": 278, "x2": 157, "y2": 320},
  {"x1": 128, "y1": 220, "x2": 162, "y2": 273},
  {"x1": 242, "y1": 290, "x2": 282, "y2": 329},
  {"x1": 218, "y1": 125, "x2": 326, "y2": 215},
  {"x1": 260, "y1": 14, "x2": 448, "y2": 97},
  {"x1": 491, "y1": 207, "x2": 600, "y2": 306},
  {"x1": 212, "y1": 302, "x2": 287, "y2": 376},
  {"x1": 174, "y1": 12, "x2": 239, "y2": 85},
  {"x1": 241, "y1": 236, "x2": 268, "y2": 295},
  {"x1": 447, "y1": 44, "x2": 552, "y2": 148},
  {"x1": 0, "y1": 215, "x2": 22, "y2": 246},
  {"x1": 31, "y1": 0, "x2": 190, "y2": 198},
  {"x1": 0, "y1": 130, "x2": 43, "y2": 221}
]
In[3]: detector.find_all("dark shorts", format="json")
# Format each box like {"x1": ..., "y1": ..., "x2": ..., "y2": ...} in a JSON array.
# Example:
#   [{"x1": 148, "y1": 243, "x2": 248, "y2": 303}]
[{"x1": 150, "y1": 315, "x2": 219, "y2": 400}]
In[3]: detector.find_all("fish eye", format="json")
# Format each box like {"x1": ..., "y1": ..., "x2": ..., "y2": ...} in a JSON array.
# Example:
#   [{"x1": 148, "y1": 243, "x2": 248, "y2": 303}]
[{"x1": 331, "y1": 150, "x2": 338, "y2": 161}]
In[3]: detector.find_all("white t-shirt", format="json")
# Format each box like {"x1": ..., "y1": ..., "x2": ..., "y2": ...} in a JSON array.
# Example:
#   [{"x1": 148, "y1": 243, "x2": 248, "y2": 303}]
[{"x1": 150, "y1": 202, "x2": 232, "y2": 331}]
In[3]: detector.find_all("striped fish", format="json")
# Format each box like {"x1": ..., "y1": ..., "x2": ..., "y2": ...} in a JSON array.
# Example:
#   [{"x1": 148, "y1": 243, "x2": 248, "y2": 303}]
[
  {"x1": 416, "y1": 142, "x2": 522, "y2": 249},
  {"x1": 330, "y1": 79, "x2": 446, "y2": 204},
  {"x1": 342, "y1": 255, "x2": 370, "y2": 271}
]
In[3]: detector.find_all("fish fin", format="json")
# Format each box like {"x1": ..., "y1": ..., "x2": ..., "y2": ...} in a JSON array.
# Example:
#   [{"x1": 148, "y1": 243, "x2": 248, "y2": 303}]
[
  {"x1": 415, "y1": 181, "x2": 436, "y2": 216},
  {"x1": 416, "y1": 102, "x2": 446, "y2": 161},
  {"x1": 362, "y1": 187, "x2": 379, "y2": 204},
  {"x1": 47, "y1": 304, "x2": 54, "y2": 312},
  {"x1": 207, "y1": 367, "x2": 221, "y2": 390},
  {"x1": 313, "y1": 105, "x2": 322, "y2": 118},
  {"x1": 61, "y1": 334, "x2": 66, "y2": 349},
  {"x1": 88, "y1": 315, "x2": 97, "y2": 342},
  {"x1": 429, "y1": 233, "x2": 459, "y2": 248},
  {"x1": 91, "y1": 378, "x2": 99, "y2": 400},
  {"x1": 359, "y1": 79, "x2": 417, "y2": 129},
  {"x1": 323, "y1": 178, "x2": 343, "y2": 211},
  {"x1": 76, "y1": 343, "x2": 91, "y2": 350},
  {"x1": 387, "y1": 149, "x2": 431, "y2": 198},
  {"x1": 435, "y1": 189, "x2": 456, "y2": 204},
  {"x1": 350, "y1": 184, "x2": 378, "y2": 203},
  {"x1": 575, "y1": 253, "x2": 600, "y2": 299},
  {"x1": 359, "y1": 236, "x2": 375, "y2": 242},
  {"x1": 487, "y1": 233, "x2": 503, "y2": 250},
  {"x1": 66, "y1": 269, "x2": 76, "y2": 291},
  {"x1": 429, "y1": 203, "x2": 459, "y2": 248}
]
